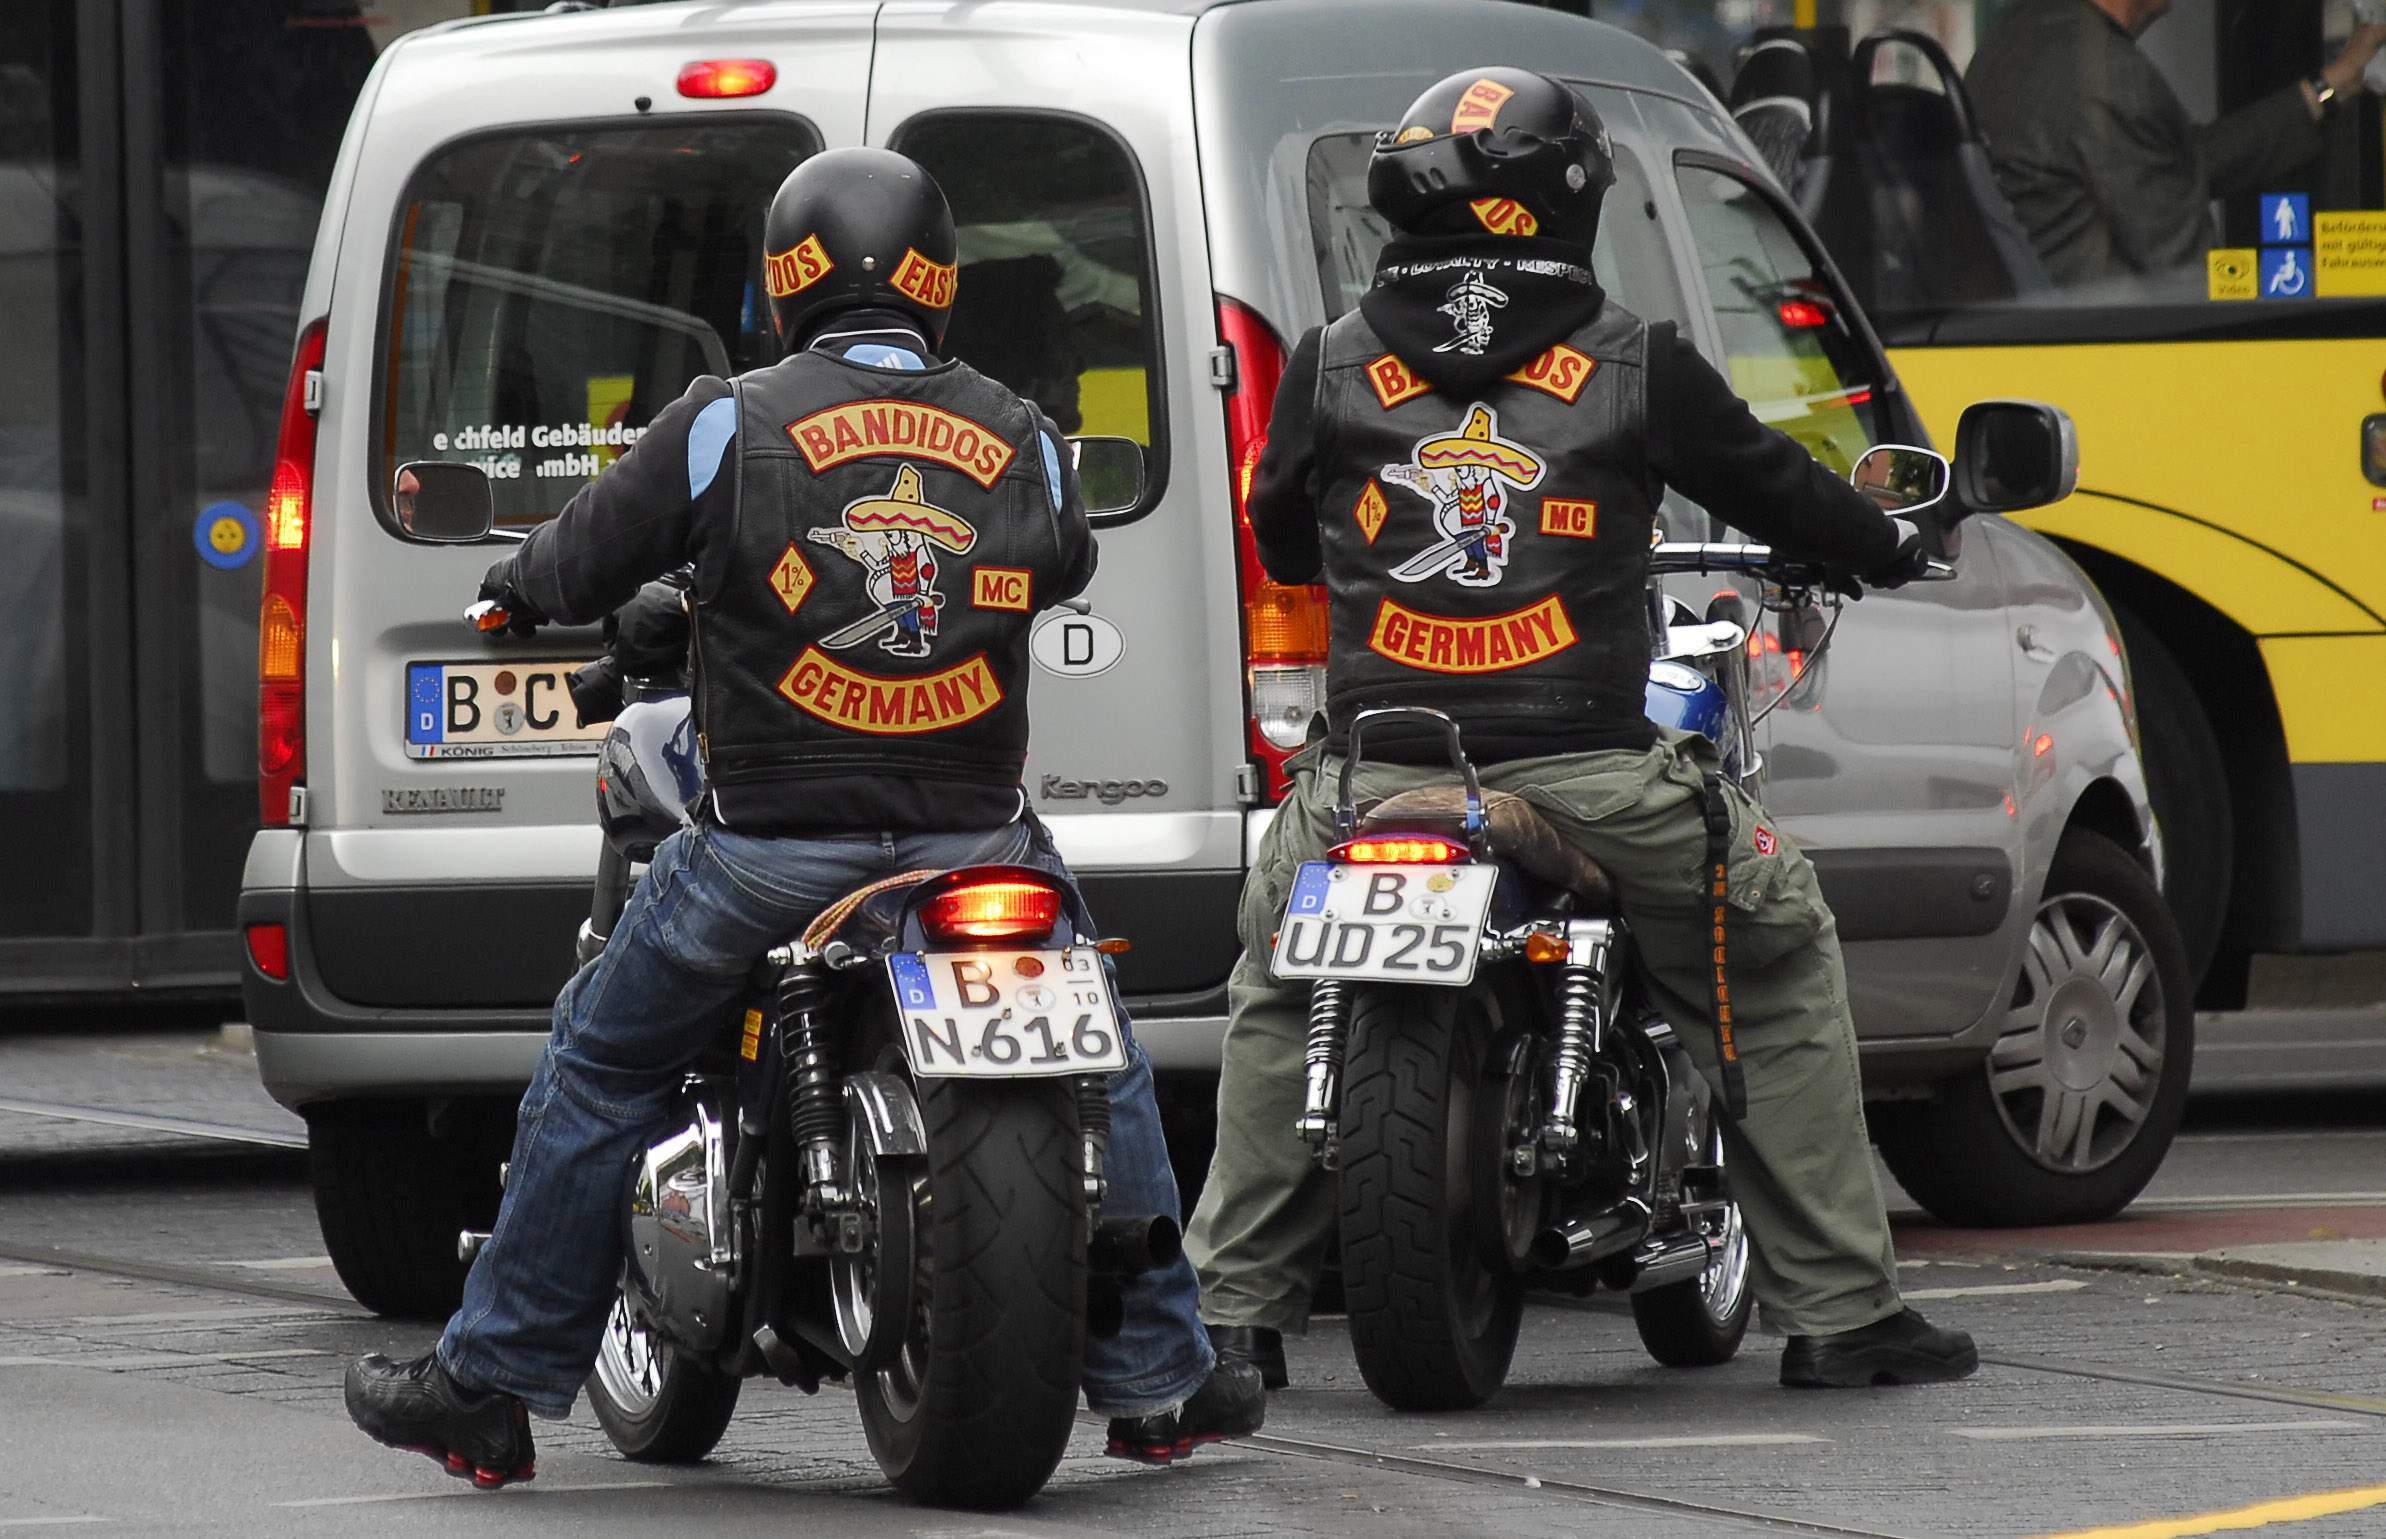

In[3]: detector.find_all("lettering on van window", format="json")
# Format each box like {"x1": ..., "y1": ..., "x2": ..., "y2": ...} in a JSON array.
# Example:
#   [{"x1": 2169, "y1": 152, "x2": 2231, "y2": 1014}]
[
  {"x1": 785, "y1": 400, "x2": 1016, "y2": 488},
  {"x1": 433, "y1": 421, "x2": 650, "y2": 480}
]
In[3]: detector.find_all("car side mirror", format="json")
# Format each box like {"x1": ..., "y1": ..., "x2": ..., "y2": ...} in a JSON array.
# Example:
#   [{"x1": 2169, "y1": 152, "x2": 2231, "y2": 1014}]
[
  {"x1": 1848, "y1": 444, "x2": 1950, "y2": 513},
  {"x1": 1953, "y1": 399, "x2": 2078, "y2": 514},
  {"x1": 393, "y1": 461, "x2": 495, "y2": 542},
  {"x1": 1069, "y1": 436, "x2": 1146, "y2": 518}
]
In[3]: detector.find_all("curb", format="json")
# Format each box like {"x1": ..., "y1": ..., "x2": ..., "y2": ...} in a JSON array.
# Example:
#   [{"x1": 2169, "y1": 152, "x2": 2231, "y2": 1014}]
[{"x1": 2048, "y1": 1248, "x2": 2386, "y2": 1306}]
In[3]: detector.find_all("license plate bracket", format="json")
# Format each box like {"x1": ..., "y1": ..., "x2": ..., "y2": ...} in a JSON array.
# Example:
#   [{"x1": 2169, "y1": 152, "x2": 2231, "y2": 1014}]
[{"x1": 1269, "y1": 861, "x2": 1496, "y2": 987}]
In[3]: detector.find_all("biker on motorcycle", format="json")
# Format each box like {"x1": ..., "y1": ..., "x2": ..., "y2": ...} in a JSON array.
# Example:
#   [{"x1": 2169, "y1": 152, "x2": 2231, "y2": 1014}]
[
  {"x1": 344, "y1": 148, "x2": 1261, "y2": 1486},
  {"x1": 1182, "y1": 68, "x2": 1979, "y2": 1393}
]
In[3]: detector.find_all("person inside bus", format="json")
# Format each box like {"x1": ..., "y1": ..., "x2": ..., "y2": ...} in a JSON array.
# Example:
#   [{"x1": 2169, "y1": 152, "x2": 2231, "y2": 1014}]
[{"x1": 1968, "y1": 0, "x2": 2386, "y2": 286}]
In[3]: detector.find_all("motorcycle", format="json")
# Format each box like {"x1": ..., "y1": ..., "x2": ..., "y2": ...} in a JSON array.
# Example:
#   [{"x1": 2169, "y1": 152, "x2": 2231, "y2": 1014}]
[
  {"x1": 1270, "y1": 445, "x2": 1951, "y2": 1410},
  {"x1": 452, "y1": 575, "x2": 1176, "y2": 1511}
]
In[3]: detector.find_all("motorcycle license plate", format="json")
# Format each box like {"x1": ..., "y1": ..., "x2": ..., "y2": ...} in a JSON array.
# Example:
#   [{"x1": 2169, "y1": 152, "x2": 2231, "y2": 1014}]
[
  {"x1": 885, "y1": 949, "x2": 1128, "y2": 1079},
  {"x1": 1270, "y1": 861, "x2": 1496, "y2": 988},
  {"x1": 404, "y1": 660, "x2": 605, "y2": 759}
]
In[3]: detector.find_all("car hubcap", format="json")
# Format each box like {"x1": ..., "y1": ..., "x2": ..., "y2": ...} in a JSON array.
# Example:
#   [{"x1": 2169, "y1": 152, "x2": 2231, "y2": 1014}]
[
  {"x1": 594, "y1": 1292, "x2": 664, "y2": 1416},
  {"x1": 1987, "y1": 891, "x2": 2165, "y2": 1174}
]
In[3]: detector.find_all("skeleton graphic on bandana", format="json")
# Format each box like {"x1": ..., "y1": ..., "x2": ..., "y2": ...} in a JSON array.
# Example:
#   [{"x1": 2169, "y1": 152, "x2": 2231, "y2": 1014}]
[
  {"x1": 1380, "y1": 403, "x2": 1546, "y2": 588},
  {"x1": 1433, "y1": 270, "x2": 1509, "y2": 356}
]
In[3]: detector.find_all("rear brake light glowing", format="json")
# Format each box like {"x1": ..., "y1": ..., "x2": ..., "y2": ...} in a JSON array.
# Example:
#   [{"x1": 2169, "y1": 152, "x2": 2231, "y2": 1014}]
[
  {"x1": 1333, "y1": 838, "x2": 1465, "y2": 864},
  {"x1": 1776, "y1": 299, "x2": 1830, "y2": 328},
  {"x1": 247, "y1": 924, "x2": 290, "y2": 981},
  {"x1": 258, "y1": 319, "x2": 325, "y2": 827},
  {"x1": 677, "y1": 59, "x2": 776, "y2": 98},
  {"x1": 921, "y1": 881, "x2": 1063, "y2": 943}
]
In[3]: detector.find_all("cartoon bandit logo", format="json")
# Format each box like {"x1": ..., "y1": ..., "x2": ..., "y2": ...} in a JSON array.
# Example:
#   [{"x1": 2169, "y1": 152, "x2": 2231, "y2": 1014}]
[
  {"x1": 1435, "y1": 270, "x2": 1509, "y2": 356},
  {"x1": 1380, "y1": 403, "x2": 1546, "y2": 588},
  {"x1": 806, "y1": 464, "x2": 977, "y2": 658}
]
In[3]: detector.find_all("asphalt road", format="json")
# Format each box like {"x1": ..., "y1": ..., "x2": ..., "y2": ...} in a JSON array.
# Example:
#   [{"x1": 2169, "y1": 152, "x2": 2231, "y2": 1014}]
[{"x1": 2, "y1": 1027, "x2": 2384, "y2": 1539}]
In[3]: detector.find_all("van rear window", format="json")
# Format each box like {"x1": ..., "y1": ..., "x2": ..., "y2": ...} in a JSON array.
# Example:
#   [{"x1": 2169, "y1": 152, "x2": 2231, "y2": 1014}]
[{"x1": 378, "y1": 118, "x2": 819, "y2": 528}]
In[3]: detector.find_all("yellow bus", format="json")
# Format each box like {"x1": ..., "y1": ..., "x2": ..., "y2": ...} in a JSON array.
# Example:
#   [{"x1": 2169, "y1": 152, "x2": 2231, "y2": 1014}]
[{"x1": 1638, "y1": 0, "x2": 2386, "y2": 1015}]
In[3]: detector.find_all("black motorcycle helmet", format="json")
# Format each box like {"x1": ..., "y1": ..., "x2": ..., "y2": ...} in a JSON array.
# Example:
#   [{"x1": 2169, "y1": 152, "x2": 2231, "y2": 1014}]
[
  {"x1": 762, "y1": 146, "x2": 960, "y2": 350},
  {"x1": 1367, "y1": 67, "x2": 1616, "y2": 246}
]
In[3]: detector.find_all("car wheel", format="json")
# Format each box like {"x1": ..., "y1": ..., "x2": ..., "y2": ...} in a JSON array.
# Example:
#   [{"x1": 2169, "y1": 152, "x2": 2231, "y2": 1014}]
[
  {"x1": 1875, "y1": 832, "x2": 2192, "y2": 1228},
  {"x1": 2111, "y1": 604, "x2": 2231, "y2": 985},
  {"x1": 306, "y1": 1097, "x2": 512, "y2": 1319}
]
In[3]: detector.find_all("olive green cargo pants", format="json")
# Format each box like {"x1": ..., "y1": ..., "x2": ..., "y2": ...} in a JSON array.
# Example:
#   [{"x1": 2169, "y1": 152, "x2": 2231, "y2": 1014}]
[{"x1": 1182, "y1": 731, "x2": 1903, "y2": 1339}]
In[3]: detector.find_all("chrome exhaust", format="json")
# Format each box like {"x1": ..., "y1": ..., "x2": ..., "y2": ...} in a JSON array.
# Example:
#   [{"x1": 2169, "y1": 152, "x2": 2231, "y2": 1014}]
[
  {"x1": 1530, "y1": 1199, "x2": 1648, "y2": 1271},
  {"x1": 1621, "y1": 1233, "x2": 1713, "y2": 1293}
]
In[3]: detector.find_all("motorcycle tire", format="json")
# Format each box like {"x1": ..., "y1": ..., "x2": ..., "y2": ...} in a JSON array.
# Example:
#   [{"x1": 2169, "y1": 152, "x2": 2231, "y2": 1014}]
[
  {"x1": 1338, "y1": 984, "x2": 1523, "y2": 1411},
  {"x1": 856, "y1": 1075, "x2": 1084, "y2": 1510},
  {"x1": 586, "y1": 1290, "x2": 742, "y2": 1463},
  {"x1": 1874, "y1": 831, "x2": 2193, "y2": 1228},
  {"x1": 1629, "y1": 1131, "x2": 1753, "y2": 1368}
]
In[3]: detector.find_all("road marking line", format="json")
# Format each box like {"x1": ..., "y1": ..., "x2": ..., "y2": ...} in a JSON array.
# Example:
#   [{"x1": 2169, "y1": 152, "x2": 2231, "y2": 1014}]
[
  {"x1": 225, "y1": 1257, "x2": 335, "y2": 1271},
  {"x1": 2028, "y1": 1481, "x2": 2386, "y2": 1538},
  {"x1": 2129, "y1": 1192, "x2": 2386, "y2": 1210},
  {"x1": 1903, "y1": 1279, "x2": 2087, "y2": 1300},
  {"x1": 274, "y1": 1482, "x2": 671, "y2": 1507},
  {"x1": 0, "y1": 1096, "x2": 305, "y2": 1149},
  {"x1": 1431, "y1": 1435, "x2": 1828, "y2": 1450},
  {"x1": 0, "y1": 1520, "x2": 112, "y2": 1529},
  {"x1": 68, "y1": 1307, "x2": 324, "y2": 1325},
  {"x1": 0, "y1": 1266, "x2": 69, "y2": 1279},
  {"x1": 0, "y1": 1349, "x2": 325, "y2": 1370},
  {"x1": 1954, "y1": 1420, "x2": 2366, "y2": 1441}
]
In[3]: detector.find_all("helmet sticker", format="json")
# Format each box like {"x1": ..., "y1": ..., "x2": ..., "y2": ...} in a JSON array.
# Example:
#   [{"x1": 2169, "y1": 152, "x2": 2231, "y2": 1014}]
[
  {"x1": 765, "y1": 234, "x2": 834, "y2": 298},
  {"x1": 889, "y1": 247, "x2": 957, "y2": 311},
  {"x1": 1379, "y1": 403, "x2": 1545, "y2": 588},
  {"x1": 785, "y1": 399, "x2": 1017, "y2": 487},
  {"x1": 1450, "y1": 78, "x2": 1515, "y2": 134},
  {"x1": 807, "y1": 464, "x2": 977, "y2": 660},
  {"x1": 1469, "y1": 197, "x2": 1539, "y2": 237},
  {"x1": 1434, "y1": 270, "x2": 1509, "y2": 356},
  {"x1": 1395, "y1": 124, "x2": 1436, "y2": 144}
]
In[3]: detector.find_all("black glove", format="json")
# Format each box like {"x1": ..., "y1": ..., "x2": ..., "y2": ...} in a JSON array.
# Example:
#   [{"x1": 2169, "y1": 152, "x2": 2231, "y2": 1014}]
[
  {"x1": 474, "y1": 559, "x2": 548, "y2": 638},
  {"x1": 1867, "y1": 517, "x2": 1929, "y2": 590}
]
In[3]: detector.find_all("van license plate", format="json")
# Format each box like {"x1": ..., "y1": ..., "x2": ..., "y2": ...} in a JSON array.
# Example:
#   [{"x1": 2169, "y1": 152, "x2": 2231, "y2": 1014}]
[
  {"x1": 887, "y1": 949, "x2": 1127, "y2": 1079},
  {"x1": 405, "y1": 661, "x2": 604, "y2": 759},
  {"x1": 1270, "y1": 861, "x2": 1496, "y2": 988}
]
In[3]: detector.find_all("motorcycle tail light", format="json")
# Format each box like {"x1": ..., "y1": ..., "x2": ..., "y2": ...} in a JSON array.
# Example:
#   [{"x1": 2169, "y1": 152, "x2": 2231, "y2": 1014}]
[
  {"x1": 1331, "y1": 837, "x2": 1465, "y2": 865},
  {"x1": 921, "y1": 881, "x2": 1063, "y2": 943},
  {"x1": 246, "y1": 924, "x2": 290, "y2": 981}
]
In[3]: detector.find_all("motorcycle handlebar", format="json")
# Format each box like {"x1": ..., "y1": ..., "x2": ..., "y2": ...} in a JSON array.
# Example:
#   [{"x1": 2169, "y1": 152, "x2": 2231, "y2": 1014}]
[{"x1": 1647, "y1": 542, "x2": 1955, "y2": 585}]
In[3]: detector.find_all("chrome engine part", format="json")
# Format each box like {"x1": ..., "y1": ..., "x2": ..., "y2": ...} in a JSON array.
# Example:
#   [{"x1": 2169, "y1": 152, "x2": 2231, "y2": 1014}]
[{"x1": 624, "y1": 1097, "x2": 735, "y2": 1351}]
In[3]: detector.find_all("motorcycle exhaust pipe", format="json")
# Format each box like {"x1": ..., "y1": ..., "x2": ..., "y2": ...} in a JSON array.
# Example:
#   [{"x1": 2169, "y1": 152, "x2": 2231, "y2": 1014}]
[
  {"x1": 1620, "y1": 1234, "x2": 1713, "y2": 1293},
  {"x1": 1530, "y1": 1200, "x2": 1647, "y2": 1272},
  {"x1": 1088, "y1": 1213, "x2": 1182, "y2": 1278}
]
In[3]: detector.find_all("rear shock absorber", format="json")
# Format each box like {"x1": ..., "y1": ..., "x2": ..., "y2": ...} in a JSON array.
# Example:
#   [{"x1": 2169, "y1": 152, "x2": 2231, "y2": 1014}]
[
  {"x1": 1540, "y1": 918, "x2": 1615, "y2": 1164},
  {"x1": 1076, "y1": 1075, "x2": 1111, "y2": 1210},
  {"x1": 1294, "y1": 978, "x2": 1350, "y2": 1169},
  {"x1": 778, "y1": 955, "x2": 846, "y2": 1219}
]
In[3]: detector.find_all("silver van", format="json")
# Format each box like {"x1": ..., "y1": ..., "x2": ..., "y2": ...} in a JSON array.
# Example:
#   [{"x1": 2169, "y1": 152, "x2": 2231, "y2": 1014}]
[{"x1": 240, "y1": 0, "x2": 2174, "y2": 1316}]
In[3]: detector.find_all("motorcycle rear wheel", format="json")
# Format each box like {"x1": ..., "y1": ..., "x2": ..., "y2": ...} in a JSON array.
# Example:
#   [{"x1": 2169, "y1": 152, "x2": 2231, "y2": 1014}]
[
  {"x1": 1338, "y1": 984, "x2": 1523, "y2": 1411},
  {"x1": 1629, "y1": 1128, "x2": 1753, "y2": 1368},
  {"x1": 856, "y1": 1075, "x2": 1084, "y2": 1509},
  {"x1": 586, "y1": 1289, "x2": 742, "y2": 1463}
]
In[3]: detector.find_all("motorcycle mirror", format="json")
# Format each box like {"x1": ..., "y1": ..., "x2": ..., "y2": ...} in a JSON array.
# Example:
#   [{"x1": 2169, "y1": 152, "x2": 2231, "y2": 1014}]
[
  {"x1": 1068, "y1": 436, "x2": 1147, "y2": 518},
  {"x1": 1953, "y1": 399, "x2": 2080, "y2": 514},
  {"x1": 392, "y1": 460, "x2": 496, "y2": 542},
  {"x1": 1848, "y1": 444, "x2": 1950, "y2": 514}
]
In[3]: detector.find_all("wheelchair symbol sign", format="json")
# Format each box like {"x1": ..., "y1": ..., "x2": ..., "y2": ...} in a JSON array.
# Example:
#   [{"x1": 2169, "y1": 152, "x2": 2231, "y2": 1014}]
[{"x1": 2260, "y1": 246, "x2": 2312, "y2": 299}]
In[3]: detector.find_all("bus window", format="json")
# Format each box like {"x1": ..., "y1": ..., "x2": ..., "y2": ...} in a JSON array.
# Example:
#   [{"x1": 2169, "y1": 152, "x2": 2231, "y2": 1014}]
[{"x1": 1674, "y1": 163, "x2": 1885, "y2": 475}]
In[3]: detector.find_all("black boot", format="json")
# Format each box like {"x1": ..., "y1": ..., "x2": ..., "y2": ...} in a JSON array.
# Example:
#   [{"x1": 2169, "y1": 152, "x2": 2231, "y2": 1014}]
[
  {"x1": 1780, "y1": 1308, "x2": 1978, "y2": 1388},
  {"x1": 1205, "y1": 1323, "x2": 1287, "y2": 1390},
  {"x1": 345, "y1": 1352, "x2": 536, "y2": 1488},
  {"x1": 1104, "y1": 1360, "x2": 1265, "y2": 1466}
]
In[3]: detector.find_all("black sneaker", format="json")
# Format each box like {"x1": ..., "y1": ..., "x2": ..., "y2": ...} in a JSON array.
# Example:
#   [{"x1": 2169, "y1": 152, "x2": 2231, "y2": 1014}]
[
  {"x1": 1103, "y1": 1361, "x2": 1265, "y2": 1467},
  {"x1": 1205, "y1": 1323, "x2": 1288, "y2": 1390},
  {"x1": 345, "y1": 1352, "x2": 536, "y2": 1489},
  {"x1": 1780, "y1": 1307, "x2": 1979, "y2": 1388}
]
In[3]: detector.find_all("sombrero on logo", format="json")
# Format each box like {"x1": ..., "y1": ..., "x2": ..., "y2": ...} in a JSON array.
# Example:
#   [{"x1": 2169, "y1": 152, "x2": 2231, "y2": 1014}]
[
  {"x1": 1415, "y1": 404, "x2": 1545, "y2": 484},
  {"x1": 840, "y1": 464, "x2": 977, "y2": 553}
]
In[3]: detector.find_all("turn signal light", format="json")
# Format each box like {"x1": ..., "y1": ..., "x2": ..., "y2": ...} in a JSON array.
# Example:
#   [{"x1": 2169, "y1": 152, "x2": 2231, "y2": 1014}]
[
  {"x1": 1523, "y1": 932, "x2": 1569, "y2": 965},
  {"x1": 921, "y1": 881, "x2": 1062, "y2": 942},
  {"x1": 247, "y1": 924, "x2": 290, "y2": 981},
  {"x1": 677, "y1": 59, "x2": 776, "y2": 98},
  {"x1": 1332, "y1": 837, "x2": 1464, "y2": 864}
]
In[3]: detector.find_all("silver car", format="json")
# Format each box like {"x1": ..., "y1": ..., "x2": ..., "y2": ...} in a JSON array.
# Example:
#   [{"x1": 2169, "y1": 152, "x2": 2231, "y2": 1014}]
[{"x1": 240, "y1": 0, "x2": 2175, "y2": 1316}]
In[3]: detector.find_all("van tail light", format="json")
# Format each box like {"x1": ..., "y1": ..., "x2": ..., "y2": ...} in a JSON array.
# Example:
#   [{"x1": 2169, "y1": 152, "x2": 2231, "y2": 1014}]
[
  {"x1": 1330, "y1": 837, "x2": 1466, "y2": 865},
  {"x1": 246, "y1": 924, "x2": 290, "y2": 981},
  {"x1": 920, "y1": 880, "x2": 1063, "y2": 944},
  {"x1": 1217, "y1": 297, "x2": 1326, "y2": 802},
  {"x1": 259, "y1": 319, "x2": 325, "y2": 826},
  {"x1": 677, "y1": 59, "x2": 776, "y2": 98}
]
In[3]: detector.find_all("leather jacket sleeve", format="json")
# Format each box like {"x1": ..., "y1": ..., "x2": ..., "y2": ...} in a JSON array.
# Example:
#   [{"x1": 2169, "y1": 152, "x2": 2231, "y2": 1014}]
[
  {"x1": 1246, "y1": 326, "x2": 1327, "y2": 584},
  {"x1": 1036, "y1": 409, "x2": 1100, "y2": 604}
]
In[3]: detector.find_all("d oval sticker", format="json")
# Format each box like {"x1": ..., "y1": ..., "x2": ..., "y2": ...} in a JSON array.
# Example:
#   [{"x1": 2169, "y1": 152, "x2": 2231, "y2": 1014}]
[{"x1": 1031, "y1": 612, "x2": 1126, "y2": 678}]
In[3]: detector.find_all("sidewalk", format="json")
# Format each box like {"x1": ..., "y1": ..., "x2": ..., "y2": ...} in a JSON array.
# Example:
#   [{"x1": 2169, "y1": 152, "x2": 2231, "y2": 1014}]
[{"x1": 1894, "y1": 1207, "x2": 2386, "y2": 1304}]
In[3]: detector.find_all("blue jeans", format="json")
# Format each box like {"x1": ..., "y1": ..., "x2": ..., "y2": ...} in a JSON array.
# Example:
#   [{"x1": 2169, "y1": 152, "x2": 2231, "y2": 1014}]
[{"x1": 438, "y1": 816, "x2": 1214, "y2": 1418}]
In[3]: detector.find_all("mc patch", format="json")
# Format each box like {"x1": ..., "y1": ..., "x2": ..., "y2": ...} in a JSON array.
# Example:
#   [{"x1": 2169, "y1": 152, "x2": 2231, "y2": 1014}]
[
  {"x1": 1753, "y1": 826, "x2": 1777, "y2": 857},
  {"x1": 1354, "y1": 479, "x2": 1389, "y2": 543},
  {"x1": 776, "y1": 647, "x2": 1004, "y2": 734},
  {"x1": 785, "y1": 399, "x2": 1015, "y2": 488},
  {"x1": 1366, "y1": 353, "x2": 1431, "y2": 410},
  {"x1": 1539, "y1": 498, "x2": 1596, "y2": 538},
  {"x1": 769, "y1": 542, "x2": 817, "y2": 613},
  {"x1": 889, "y1": 247, "x2": 957, "y2": 311},
  {"x1": 1470, "y1": 197, "x2": 1539, "y2": 237},
  {"x1": 1366, "y1": 593, "x2": 1577, "y2": 674},
  {"x1": 765, "y1": 234, "x2": 833, "y2": 298},
  {"x1": 1505, "y1": 344, "x2": 1596, "y2": 403},
  {"x1": 972, "y1": 566, "x2": 1032, "y2": 611}
]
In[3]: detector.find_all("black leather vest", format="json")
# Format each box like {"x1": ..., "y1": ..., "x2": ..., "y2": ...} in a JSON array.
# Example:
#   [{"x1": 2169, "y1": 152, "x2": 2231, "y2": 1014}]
[
  {"x1": 695, "y1": 350, "x2": 1064, "y2": 829},
  {"x1": 1310, "y1": 302, "x2": 1660, "y2": 762}
]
